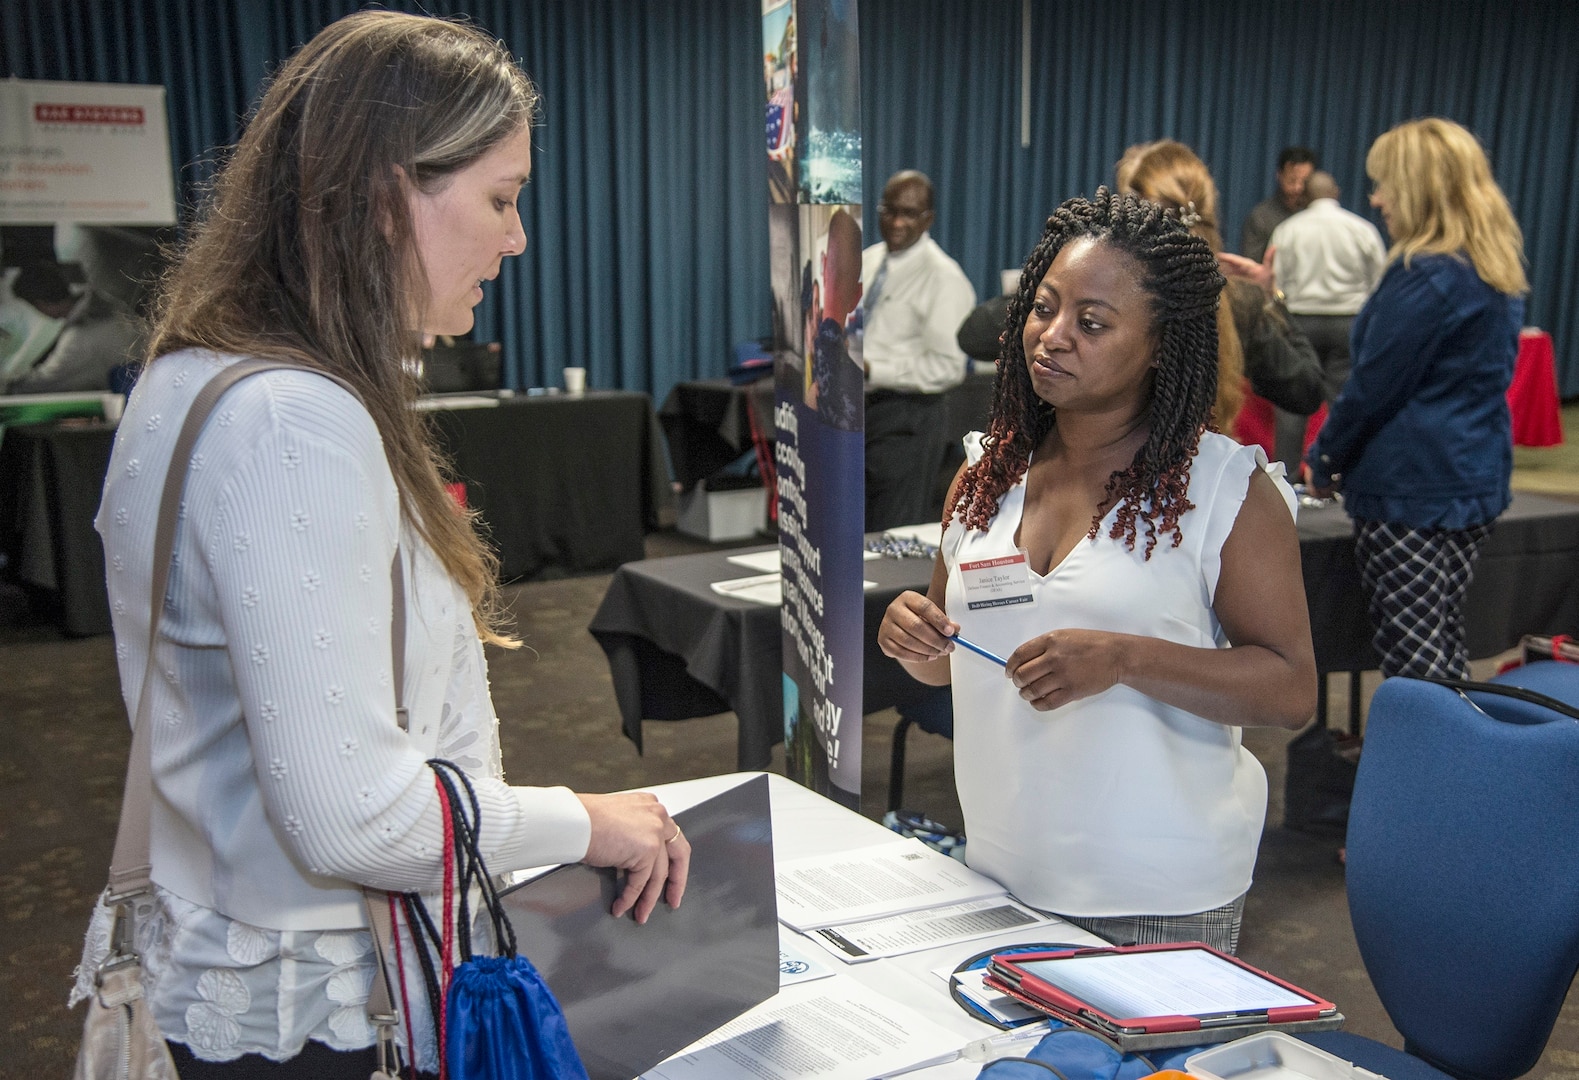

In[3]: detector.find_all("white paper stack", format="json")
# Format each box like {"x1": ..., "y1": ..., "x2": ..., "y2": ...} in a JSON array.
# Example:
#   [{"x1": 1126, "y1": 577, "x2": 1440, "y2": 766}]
[{"x1": 776, "y1": 839, "x2": 1056, "y2": 963}]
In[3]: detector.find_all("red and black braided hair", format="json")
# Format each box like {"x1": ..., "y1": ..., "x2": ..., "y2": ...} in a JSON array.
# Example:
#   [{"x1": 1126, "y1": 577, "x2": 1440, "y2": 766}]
[{"x1": 946, "y1": 188, "x2": 1224, "y2": 559}]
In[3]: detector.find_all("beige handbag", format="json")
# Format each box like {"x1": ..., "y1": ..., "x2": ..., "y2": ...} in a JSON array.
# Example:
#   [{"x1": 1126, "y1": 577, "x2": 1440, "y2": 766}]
[{"x1": 73, "y1": 360, "x2": 408, "y2": 1079}]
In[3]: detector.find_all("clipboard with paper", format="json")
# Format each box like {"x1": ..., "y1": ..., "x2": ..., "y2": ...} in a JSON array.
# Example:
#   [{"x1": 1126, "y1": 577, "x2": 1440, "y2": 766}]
[{"x1": 985, "y1": 942, "x2": 1343, "y2": 1051}]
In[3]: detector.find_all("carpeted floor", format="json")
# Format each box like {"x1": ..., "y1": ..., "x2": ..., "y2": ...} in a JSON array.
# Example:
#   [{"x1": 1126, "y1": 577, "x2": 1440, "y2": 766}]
[{"x1": 4, "y1": 485, "x2": 1579, "y2": 1077}]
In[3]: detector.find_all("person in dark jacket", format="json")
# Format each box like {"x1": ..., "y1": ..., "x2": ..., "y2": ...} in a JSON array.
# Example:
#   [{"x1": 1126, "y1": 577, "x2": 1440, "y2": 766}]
[{"x1": 1302, "y1": 118, "x2": 1526, "y2": 679}]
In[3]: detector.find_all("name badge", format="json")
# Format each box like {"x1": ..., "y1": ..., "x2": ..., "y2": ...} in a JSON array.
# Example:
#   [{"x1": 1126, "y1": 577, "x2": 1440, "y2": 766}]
[{"x1": 959, "y1": 552, "x2": 1035, "y2": 610}]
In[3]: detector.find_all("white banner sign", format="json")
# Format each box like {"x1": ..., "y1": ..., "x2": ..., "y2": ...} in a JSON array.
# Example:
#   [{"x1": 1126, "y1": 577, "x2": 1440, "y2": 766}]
[{"x1": 0, "y1": 79, "x2": 176, "y2": 225}]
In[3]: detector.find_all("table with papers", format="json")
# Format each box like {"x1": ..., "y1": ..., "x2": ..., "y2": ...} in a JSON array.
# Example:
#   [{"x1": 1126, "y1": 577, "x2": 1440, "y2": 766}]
[{"x1": 638, "y1": 772, "x2": 1110, "y2": 1080}]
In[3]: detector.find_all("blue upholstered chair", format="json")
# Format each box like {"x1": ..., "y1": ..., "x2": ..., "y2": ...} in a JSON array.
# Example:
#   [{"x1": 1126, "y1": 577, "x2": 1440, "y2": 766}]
[
  {"x1": 1490, "y1": 658, "x2": 1579, "y2": 710},
  {"x1": 1300, "y1": 676, "x2": 1579, "y2": 1079}
]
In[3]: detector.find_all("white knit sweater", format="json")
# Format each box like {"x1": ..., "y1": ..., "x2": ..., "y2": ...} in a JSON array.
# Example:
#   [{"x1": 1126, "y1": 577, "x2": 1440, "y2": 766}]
[{"x1": 72, "y1": 349, "x2": 590, "y2": 1065}]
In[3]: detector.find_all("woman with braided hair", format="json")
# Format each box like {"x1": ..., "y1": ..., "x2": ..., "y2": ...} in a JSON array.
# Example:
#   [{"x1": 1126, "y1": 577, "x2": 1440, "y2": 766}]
[{"x1": 877, "y1": 190, "x2": 1316, "y2": 952}]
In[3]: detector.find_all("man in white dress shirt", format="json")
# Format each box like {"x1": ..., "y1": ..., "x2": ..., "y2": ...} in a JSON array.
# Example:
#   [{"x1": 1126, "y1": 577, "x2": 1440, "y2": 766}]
[
  {"x1": 859, "y1": 170, "x2": 976, "y2": 532},
  {"x1": 1268, "y1": 171, "x2": 1388, "y2": 464}
]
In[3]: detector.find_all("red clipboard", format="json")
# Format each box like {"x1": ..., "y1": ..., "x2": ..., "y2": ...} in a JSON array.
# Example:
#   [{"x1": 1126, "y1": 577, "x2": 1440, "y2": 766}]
[{"x1": 984, "y1": 942, "x2": 1343, "y2": 1051}]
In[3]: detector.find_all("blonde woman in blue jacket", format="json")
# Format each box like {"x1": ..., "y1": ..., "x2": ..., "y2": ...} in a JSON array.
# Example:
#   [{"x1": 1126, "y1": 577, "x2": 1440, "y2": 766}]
[{"x1": 1303, "y1": 118, "x2": 1526, "y2": 679}]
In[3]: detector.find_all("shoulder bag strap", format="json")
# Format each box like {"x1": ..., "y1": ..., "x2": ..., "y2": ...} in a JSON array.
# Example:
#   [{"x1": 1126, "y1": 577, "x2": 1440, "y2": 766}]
[{"x1": 363, "y1": 547, "x2": 408, "y2": 1053}]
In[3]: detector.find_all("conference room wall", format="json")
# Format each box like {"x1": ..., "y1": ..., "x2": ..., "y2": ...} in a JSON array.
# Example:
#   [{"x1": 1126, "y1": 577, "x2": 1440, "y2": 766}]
[
  {"x1": 5, "y1": 0, "x2": 1577, "y2": 406},
  {"x1": 0, "y1": 0, "x2": 774, "y2": 407}
]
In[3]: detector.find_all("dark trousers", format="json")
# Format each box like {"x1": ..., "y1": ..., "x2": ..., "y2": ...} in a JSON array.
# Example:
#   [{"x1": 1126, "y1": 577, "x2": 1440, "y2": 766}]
[
  {"x1": 168, "y1": 1039, "x2": 437, "y2": 1079},
  {"x1": 864, "y1": 390, "x2": 947, "y2": 533},
  {"x1": 1275, "y1": 313, "x2": 1354, "y2": 472}
]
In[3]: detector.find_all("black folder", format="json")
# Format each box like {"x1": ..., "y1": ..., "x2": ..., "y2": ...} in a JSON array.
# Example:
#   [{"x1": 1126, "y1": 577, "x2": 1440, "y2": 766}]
[{"x1": 500, "y1": 775, "x2": 778, "y2": 1080}]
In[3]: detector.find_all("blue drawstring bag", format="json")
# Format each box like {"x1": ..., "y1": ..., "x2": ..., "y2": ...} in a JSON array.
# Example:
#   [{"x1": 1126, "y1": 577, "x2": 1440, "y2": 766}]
[
  {"x1": 446, "y1": 955, "x2": 587, "y2": 1080},
  {"x1": 417, "y1": 760, "x2": 591, "y2": 1080}
]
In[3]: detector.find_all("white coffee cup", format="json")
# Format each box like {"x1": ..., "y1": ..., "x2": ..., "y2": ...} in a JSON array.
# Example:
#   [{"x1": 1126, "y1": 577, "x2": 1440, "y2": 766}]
[
  {"x1": 564, "y1": 367, "x2": 586, "y2": 395},
  {"x1": 101, "y1": 393, "x2": 126, "y2": 424}
]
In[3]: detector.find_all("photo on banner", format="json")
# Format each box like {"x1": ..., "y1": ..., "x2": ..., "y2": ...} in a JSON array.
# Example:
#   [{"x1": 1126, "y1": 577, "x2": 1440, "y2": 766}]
[
  {"x1": 761, "y1": 0, "x2": 798, "y2": 205},
  {"x1": 795, "y1": 0, "x2": 862, "y2": 205},
  {"x1": 768, "y1": 202, "x2": 801, "y2": 356},
  {"x1": 776, "y1": 201, "x2": 864, "y2": 808}
]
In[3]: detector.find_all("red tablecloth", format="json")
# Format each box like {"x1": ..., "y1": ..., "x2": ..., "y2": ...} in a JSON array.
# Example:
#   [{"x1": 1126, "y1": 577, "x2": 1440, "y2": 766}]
[
  {"x1": 1233, "y1": 392, "x2": 1325, "y2": 465},
  {"x1": 1510, "y1": 330, "x2": 1563, "y2": 447}
]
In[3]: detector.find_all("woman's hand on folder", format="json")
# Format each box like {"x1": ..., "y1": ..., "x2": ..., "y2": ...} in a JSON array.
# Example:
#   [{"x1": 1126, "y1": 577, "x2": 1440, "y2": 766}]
[{"x1": 578, "y1": 791, "x2": 691, "y2": 923}]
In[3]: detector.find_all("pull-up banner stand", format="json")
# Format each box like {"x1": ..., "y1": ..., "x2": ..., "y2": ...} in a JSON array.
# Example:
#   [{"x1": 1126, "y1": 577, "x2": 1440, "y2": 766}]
[
  {"x1": 0, "y1": 79, "x2": 176, "y2": 224},
  {"x1": 764, "y1": 0, "x2": 865, "y2": 809}
]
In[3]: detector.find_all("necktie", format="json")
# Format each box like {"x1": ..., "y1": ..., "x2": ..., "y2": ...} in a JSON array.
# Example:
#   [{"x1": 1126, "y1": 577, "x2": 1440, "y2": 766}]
[{"x1": 863, "y1": 256, "x2": 889, "y2": 316}]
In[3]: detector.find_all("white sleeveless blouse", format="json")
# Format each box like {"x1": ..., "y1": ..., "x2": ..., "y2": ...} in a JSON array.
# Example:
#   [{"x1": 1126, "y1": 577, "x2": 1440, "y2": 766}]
[{"x1": 944, "y1": 430, "x2": 1295, "y2": 917}]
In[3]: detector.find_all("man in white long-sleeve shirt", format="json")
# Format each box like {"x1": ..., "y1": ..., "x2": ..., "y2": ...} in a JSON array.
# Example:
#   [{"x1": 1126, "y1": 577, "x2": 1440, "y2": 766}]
[
  {"x1": 858, "y1": 170, "x2": 976, "y2": 532},
  {"x1": 1268, "y1": 171, "x2": 1388, "y2": 464}
]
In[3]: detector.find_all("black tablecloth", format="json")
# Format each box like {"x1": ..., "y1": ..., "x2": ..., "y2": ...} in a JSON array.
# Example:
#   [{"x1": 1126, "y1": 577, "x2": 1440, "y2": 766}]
[
  {"x1": 588, "y1": 540, "x2": 943, "y2": 770},
  {"x1": 0, "y1": 421, "x2": 117, "y2": 635},
  {"x1": 657, "y1": 379, "x2": 777, "y2": 490},
  {"x1": 0, "y1": 391, "x2": 671, "y2": 635},
  {"x1": 589, "y1": 493, "x2": 1579, "y2": 770},
  {"x1": 428, "y1": 392, "x2": 671, "y2": 581},
  {"x1": 656, "y1": 369, "x2": 997, "y2": 497}
]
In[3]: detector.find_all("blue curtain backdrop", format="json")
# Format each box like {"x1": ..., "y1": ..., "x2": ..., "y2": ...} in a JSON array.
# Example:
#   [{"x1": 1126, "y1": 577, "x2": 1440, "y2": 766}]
[
  {"x1": 6, "y1": 0, "x2": 1578, "y2": 398},
  {"x1": 860, "y1": 0, "x2": 1579, "y2": 397}
]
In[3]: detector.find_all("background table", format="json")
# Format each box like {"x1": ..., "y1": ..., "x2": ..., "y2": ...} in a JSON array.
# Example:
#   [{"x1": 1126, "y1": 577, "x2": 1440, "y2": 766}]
[
  {"x1": 0, "y1": 391, "x2": 671, "y2": 635},
  {"x1": 0, "y1": 420, "x2": 116, "y2": 635},
  {"x1": 590, "y1": 540, "x2": 946, "y2": 771},
  {"x1": 657, "y1": 369, "x2": 998, "y2": 519},
  {"x1": 590, "y1": 493, "x2": 1579, "y2": 770},
  {"x1": 657, "y1": 378, "x2": 777, "y2": 491},
  {"x1": 428, "y1": 392, "x2": 672, "y2": 580}
]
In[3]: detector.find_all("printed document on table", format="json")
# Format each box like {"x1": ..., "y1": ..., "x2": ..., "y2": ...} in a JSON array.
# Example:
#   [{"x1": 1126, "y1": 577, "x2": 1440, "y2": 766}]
[
  {"x1": 412, "y1": 394, "x2": 499, "y2": 411},
  {"x1": 807, "y1": 897, "x2": 1055, "y2": 963},
  {"x1": 642, "y1": 975, "x2": 963, "y2": 1080},
  {"x1": 776, "y1": 838, "x2": 1007, "y2": 931}
]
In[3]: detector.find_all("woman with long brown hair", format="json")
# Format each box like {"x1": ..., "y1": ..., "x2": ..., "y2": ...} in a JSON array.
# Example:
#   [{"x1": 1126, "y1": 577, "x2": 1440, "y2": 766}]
[
  {"x1": 877, "y1": 191, "x2": 1315, "y2": 953},
  {"x1": 70, "y1": 12, "x2": 687, "y2": 1076},
  {"x1": 1118, "y1": 140, "x2": 1326, "y2": 460}
]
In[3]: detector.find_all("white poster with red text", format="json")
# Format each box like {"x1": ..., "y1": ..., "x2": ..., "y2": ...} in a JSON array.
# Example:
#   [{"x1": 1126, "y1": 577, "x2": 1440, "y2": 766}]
[{"x1": 0, "y1": 79, "x2": 175, "y2": 225}]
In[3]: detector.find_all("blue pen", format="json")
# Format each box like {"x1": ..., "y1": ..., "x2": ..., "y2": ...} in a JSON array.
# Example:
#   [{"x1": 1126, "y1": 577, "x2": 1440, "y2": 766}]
[{"x1": 951, "y1": 633, "x2": 1007, "y2": 667}]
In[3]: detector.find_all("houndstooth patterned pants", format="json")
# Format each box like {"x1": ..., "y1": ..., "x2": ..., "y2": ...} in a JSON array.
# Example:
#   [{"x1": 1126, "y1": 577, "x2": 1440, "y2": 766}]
[
  {"x1": 1353, "y1": 519, "x2": 1495, "y2": 679},
  {"x1": 1062, "y1": 893, "x2": 1247, "y2": 955}
]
